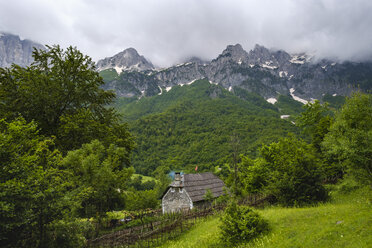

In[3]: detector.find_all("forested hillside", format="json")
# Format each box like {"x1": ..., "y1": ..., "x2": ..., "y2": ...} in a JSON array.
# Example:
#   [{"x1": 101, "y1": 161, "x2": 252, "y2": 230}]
[{"x1": 112, "y1": 79, "x2": 302, "y2": 175}]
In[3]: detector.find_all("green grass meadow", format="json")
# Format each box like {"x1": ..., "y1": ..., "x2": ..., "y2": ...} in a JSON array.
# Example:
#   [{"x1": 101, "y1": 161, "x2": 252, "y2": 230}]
[{"x1": 160, "y1": 186, "x2": 371, "y2": 248}]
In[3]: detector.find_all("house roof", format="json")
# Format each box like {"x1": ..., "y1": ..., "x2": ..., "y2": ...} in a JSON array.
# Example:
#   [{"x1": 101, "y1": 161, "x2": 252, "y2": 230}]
[{"x1": 182, "y1": 172, "x2": 226, "y2": 202}]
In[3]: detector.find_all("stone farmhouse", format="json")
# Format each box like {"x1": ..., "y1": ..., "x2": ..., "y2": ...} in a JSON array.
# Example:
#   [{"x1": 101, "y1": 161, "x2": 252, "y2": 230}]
[{"x1": 161, "y1": 172, "x2": 225, "y2": 214}]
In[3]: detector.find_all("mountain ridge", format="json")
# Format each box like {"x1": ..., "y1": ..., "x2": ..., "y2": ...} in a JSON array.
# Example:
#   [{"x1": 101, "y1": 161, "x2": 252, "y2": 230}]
[{"x1": 100, "y1": 43, "x2": 372, "y2": 103}]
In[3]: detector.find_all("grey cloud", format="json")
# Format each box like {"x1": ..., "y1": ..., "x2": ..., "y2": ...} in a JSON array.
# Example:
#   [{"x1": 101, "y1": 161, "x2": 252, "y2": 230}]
[{"x1": 1, "y1": 0, "x2": 372, "y2": 67}]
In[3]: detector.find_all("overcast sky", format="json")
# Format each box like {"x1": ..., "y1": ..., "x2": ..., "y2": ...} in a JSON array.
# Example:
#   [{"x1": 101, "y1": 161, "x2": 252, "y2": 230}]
[{"x1": 1, "y1": 0, "x2": 372, "y2": 67}]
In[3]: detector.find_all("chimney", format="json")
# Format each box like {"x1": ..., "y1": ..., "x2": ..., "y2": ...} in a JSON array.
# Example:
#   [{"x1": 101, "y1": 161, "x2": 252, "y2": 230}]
[
  {"x1": 175, "y1": 172, "x2": 181, "y2": 181},
  {"x1": 173, "y1": 172, "x2": 182, "y2": 187}
]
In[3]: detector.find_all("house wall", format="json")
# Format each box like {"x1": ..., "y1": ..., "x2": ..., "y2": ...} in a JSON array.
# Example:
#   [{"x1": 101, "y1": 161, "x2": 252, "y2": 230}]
[{"x1": 162, "y1": 187, "x2": 193, "y2": 214}]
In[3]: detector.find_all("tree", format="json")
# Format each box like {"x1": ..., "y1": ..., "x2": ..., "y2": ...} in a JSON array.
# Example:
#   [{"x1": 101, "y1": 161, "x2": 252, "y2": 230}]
[
  {"x1": 61, "y1": 140, "x2": 134, "y2": 218},
  {"x1": 259, "y1": 135, "x2": 327, "y2": 206},
  {"x1": 239, "y1": 156, "x2": 269, "y2": 195},
  {"x1": 322, "y1": 92, "x2": 372, "y2": 184},
  {"x1": 296, "y1": 100, "x2": 342, "y2": 181},
  {"x1": 0, "y1": 45, "x2": 133, "y2": 154},
  {"x1": 296, "y1": 100, "x2": 333, "y2": 152},
  {"x1": 0, "y1": 118, "x2": 71, "y2": 247}
]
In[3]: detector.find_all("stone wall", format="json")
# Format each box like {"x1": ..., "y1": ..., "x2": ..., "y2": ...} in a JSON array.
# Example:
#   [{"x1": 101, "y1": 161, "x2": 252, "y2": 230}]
[{"x1": 162, "y1": 187, "x2": 193, "y2": 214}]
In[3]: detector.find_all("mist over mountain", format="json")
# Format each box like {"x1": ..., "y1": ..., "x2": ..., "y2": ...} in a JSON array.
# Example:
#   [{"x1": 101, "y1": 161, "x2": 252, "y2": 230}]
[{"x1": 1, "y1": 31, "x2": 370, "y2": 104}]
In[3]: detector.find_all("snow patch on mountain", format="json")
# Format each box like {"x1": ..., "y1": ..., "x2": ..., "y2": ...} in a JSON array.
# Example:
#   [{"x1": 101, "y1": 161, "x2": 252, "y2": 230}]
[
  {"x1": 290, "y1": 88, "x2": 308, "y2": 104},
  {"x1": 261, "y1": 64, "x2": 277, "y2": 69},
  {"x1": 289, "y1": 55, "x2": 305, "y2": 64},
  {"x1": 158, "y1": 86, "x2": 163, "y2": 95},
  {"x1": 186, "y1": 79, "x2": 197, "y2": 85},
  {"x1": 114, "y1": 66, "x2": 124, "y2": 74},
  {"x1": 266, "y1": 98, "x2": 277, "y2": 104},
  {"x1": 166, "y1": 86, "x2": 172, "y2": 92}
]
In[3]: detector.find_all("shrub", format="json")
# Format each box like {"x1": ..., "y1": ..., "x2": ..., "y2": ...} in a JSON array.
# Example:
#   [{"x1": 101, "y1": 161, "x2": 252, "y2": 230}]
[
  {"x1": 45, "y1": 219, "x2": 94, "y2": 248},
  {"x1": 220, "y1": 201, "x2": 269, "y2": 245}
]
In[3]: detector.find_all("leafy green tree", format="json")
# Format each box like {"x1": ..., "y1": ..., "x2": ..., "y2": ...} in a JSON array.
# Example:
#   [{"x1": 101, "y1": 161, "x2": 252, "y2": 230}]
[
  {"x1": 0, "y1": 45, "x2": 133, "y2": 154},
  {"x1": 61, "y1": 140, "x2": 134, "y2": 218},
  {"x1": 260, "y1": 135, "x2": 327, "y2": 206},
  {"x1": 220, "y1": 201, "x2": 268, "y2": 245},
  {"x1": 297, "y1": 100, "x2": 333, "y2": 152},
  {"x1": 125, "y1": 190, "x2": 159, "y2": 211},
  {"x1": 239, "y1": 156, "x2": 270, "y2": 195},
  {"x1": 322, "y1": 92, "x2": 372, "y2": 184},
  {"x1": 296, "y1": 100, "x2": 342, "y2": 181},
  {"x1": 0, "y1": 118, "x2": 71, "y2": 247}
]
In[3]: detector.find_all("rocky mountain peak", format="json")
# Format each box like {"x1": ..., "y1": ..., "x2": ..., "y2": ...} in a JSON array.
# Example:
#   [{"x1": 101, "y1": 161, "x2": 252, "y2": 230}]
[
  {"x1": 96, "y1": 47, "x2": 154, "y2": 74},
  {"x1": 222, "y1": 44, "x2": 246, "y2": 56},
  {"x1": 214, "y1": 43, "x2": 248, "y2": 64},
  {"x1": 248, "y1": 44, "x2": 273, "y2": 63},
  {"x1": 0, "y1": 32, "x2": 44, "y2": 68}
]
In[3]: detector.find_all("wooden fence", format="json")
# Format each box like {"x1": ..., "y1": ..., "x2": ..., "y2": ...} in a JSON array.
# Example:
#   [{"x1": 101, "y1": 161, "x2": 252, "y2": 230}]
[
  {"x1": 87, "y1": 194, "x2": 267, "y2": 247},
  {"x1": 87, "y1": 206, "x2": 219, "y2": 247}
]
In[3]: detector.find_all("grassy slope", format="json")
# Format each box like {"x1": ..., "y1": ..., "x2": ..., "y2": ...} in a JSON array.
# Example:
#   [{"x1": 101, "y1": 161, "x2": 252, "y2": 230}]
[{"x1": 160, "y1": 187, "x2": 371, "y2": 248}]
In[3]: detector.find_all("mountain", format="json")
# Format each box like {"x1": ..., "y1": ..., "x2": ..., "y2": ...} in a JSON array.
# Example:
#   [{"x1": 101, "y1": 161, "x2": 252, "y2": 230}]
[
  {"x1": 0, "y1": 32, "x2": 44, "y2": 68},
  {"x1": 96, "y1": 48, "x2": 155, "y2": 73},
  {"x1": 100, "y1": 44, "x2": 372, "y2": 103}
]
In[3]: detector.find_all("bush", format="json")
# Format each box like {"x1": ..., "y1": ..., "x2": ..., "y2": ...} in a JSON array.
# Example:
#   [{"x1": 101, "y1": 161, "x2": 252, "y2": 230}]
[
  {"x1": 45, "y1": 219, "x2": 94, "y2": 248},
  {"x1": 220, "y1": 201, "x2": 269, "y2": 245}
]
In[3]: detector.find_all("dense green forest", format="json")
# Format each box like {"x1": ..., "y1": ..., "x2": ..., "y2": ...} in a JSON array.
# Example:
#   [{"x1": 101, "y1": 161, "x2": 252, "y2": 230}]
[
  {"x1": 110, "y1": 79, "x2": 305, "y2": 175},
  {"x1": 1, "y1": 46, "x2": 371, "y2": 247}
]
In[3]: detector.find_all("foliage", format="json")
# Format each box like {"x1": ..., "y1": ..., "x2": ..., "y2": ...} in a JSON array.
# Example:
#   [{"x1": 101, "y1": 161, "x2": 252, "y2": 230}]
[
  {"x1": 122, "y1": 80, "x2": 300, "y2": 175},
  {"x1": 259, "y1": 135, "x2": 327, "y2": 206},
  {"x1": 0, "y1": 45, "x2": 134, "y2": 154},
  {"x1": 220, "y1": 201, "x2": 269, "y2": 245},
  {"x1": 296, "y1": 100, "x2": 342, "y2": 181},
  {"x1": 322, "y1": 92, "x2": 372, "y2": 184},
  {"x1": 128, "y1": 174, "x2": 156, "y2": 191},
  {"x1": 125, "y1": 190, "x2": 159, "y2": 211},
  {"x1": 44, "y1": 219, "x2": 94, "y2": 248},
  {"x1": 61, "y1": 140, "x2": 134, "y2": 218},
  {"x1": 203, "y1": 189, "x2": 214, "y2": 202},
  {"x1": 0, "y1": 118, "x2": 70, "y2": 247},
  {"x1": 296, "y1": 100, "x2": 333, "y2": 152},
  {"x1": 239, "y1": 157, "x2": 270, "y2": 195}
]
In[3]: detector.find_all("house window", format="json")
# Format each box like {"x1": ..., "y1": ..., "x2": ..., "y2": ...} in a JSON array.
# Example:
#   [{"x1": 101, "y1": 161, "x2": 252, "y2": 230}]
[{"x1": 171, "y1": 188, "x2": 175, "y2": 192}]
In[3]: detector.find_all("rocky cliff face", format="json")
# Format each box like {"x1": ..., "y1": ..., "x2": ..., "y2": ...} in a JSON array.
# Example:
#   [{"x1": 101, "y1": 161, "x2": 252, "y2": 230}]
[
  {"x1": 0, "y1": 32, "x2": 44, "y2": 68},
  {"x1": 100, "y1": 44, "x2": 372, "y2": 103},
  {"x1": 96, "y1": 48, "x2": 154, "y2": 73}
]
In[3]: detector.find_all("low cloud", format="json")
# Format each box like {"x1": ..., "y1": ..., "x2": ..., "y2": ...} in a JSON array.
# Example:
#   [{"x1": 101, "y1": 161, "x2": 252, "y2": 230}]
[{"x1": 1, "y1": 0, "x2": 372, "y2": 66}]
